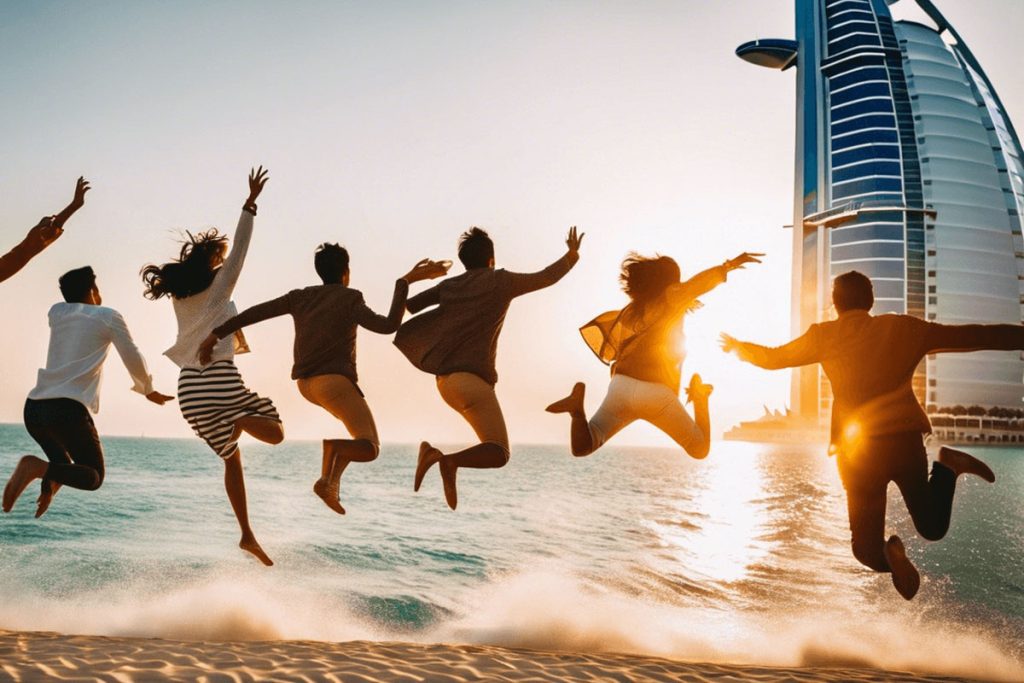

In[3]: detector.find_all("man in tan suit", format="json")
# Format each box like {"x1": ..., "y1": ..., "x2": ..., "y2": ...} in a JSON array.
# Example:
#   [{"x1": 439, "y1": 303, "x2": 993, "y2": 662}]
[{"x1": 721, "y1": 271, "x2": 1019, "y2": 600}]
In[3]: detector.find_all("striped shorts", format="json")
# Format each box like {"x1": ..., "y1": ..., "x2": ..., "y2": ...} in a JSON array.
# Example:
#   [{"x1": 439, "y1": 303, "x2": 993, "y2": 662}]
[{"x1": 178, "y1": 361, "x2": 281, "y2": 459}]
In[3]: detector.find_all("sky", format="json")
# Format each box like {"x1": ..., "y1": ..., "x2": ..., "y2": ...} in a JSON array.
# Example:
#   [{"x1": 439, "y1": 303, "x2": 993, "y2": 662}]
[{"x1": 1, "y1": 0, "x2": 1022, "y2": 447}]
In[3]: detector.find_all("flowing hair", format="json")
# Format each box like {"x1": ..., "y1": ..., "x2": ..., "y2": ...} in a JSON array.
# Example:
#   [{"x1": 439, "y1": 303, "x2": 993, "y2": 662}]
[
  {"x1": 141, "y1": 229, "x2": 229, "y2": 300},
  {"x1": 619, "y1": 253, "x2": 681, "y2": 316}
]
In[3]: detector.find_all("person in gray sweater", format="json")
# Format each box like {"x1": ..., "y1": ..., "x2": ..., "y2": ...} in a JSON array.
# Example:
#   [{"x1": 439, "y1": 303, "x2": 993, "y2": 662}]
[
  {"x1": 395, "y1": 226, "x2": 583, "y2": 510},
  {"x1": 200, "y1": 244, "x2": 447, "y2": 514}
]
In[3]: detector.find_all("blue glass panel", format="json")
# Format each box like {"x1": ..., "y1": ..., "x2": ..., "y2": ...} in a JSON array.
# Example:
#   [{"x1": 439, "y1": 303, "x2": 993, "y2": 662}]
[
  {"x1": 833, "y1": 143, "x2": 900, "y2": 167},
  {"x1": 832, "y1": 241, "x2": 904, "y2": 261},
  {"x1": 830, "y1": 67, "x2": 888, "y2": 91},
  {"x1": 831, "y1": 82, "x2": 891, "y2": 107},
  {"x1": 831, "y1": 260, "x2": 905, "y2": 279},
  {"x1": 831, "y1": 223, "x2": 904, "y2": 245},
  {"x1": 830, "y1": 34, "x2": 882, "y2": 56},
  {"x1": 832, "y1": 98, "x2": 893, "y2": 120},
  {"x1": 871, "y1": 279, "x2": 905, "y2": 299},
  {"x1": 833, "y1": 176, "x2": 903, "y2": 199},
  {"x1": 828, "y1": 21, "x2": 878, "y2": 42},
  {"x1": 833, "y1": 161, "x2": 902, "y2": 183},
  {"x1": 832, "y1": 129, "x2": 900, "y2": 150},
  {"x1": 832, "y1": 114, "x2": 897, "y2": 136}
]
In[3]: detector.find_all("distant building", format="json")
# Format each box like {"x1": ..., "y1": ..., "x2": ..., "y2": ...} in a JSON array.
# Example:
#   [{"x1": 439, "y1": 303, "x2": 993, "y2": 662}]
[{"x1": 736, "y1": 0, "x2": 1024, "y2": 432}]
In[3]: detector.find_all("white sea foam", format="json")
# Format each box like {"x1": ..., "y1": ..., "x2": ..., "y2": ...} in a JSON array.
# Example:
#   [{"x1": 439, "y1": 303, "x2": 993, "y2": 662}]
[{"x1": 0, "y1": 566, "x2": 1019, "y2": 681}]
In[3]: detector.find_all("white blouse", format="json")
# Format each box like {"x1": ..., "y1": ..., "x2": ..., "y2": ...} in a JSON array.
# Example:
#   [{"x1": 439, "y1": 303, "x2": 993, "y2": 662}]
[{"x1": 164, "y1": 209, "x2": 254, "y2": 369}]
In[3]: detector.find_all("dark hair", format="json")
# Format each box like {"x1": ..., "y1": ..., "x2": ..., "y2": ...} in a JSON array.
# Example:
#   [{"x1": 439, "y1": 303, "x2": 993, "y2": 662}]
[
  {"x1": 620, "y1": 254, "x2": 681, "y2": 310},
  {"x1": 59, "y1": 266, "x2": 97, "y2": 303},
  {"x1": 314, "y1": 243, "x2": 350, "y2": 284},
  {"x1": 832, "y1": 270, "x2": 874, "y2": 313},
  {"x1": 141, "y1": 229, "x2": 229, "y2": 300},
  {"x1": 458, "y1": 227, "x2": 494, "y2": 269}
]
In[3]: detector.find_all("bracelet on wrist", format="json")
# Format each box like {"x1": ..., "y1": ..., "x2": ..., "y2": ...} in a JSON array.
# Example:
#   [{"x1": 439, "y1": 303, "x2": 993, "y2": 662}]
[{"x1": 242, "y1": 201, "x2": 258, "y2": 216}]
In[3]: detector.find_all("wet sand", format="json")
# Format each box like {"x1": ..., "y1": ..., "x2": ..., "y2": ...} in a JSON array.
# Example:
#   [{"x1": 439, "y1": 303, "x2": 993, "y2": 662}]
[{"x1": 0, "y1": 629, "x2": 983, "y2": 682}]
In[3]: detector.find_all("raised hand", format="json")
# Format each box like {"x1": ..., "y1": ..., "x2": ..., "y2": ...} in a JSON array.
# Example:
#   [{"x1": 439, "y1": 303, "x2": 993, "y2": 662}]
[
  {"x1": 247, "y1": 166, "x2": 269, "y2": 204},
  {"x1": 403, "y1": 258, "x2": 452, "y2": 283},
  {"x1": 566, "y1": 225, "x2": 585, "y2": 254},
  {"x1": 52, "y1": 176, "x2": 91, "y2": 229},
  {"x1": 719, "y1": 332, "x2": 741, "y2": 354},
  {"x1": 146, "y1": 391, "x2": 175, "y2": 405},
  {"x1": 724, "y1": 252, "x2": 765, "y2": 272},
  {"x1": 198, "y1": 333, "x2": 219, "y2": 365},
  {"x1": 70, "y1": 176, "x2": 91, "y2": 210}
]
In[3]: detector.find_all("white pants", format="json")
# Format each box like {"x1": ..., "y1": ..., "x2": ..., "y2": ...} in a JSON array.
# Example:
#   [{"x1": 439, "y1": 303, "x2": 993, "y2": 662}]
[{"x1": 589, "y1": 374, "x2": 703, "y2": 452}]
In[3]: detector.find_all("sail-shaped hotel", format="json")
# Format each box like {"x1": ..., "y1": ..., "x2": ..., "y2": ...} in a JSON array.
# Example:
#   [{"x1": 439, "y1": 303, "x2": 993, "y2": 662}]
[{"x1": 738, "y1": 0, "x2": 1024, "y2": 426}]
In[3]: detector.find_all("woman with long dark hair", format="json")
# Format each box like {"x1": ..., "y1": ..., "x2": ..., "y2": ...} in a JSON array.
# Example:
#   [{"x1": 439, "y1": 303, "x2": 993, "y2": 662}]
[
  {"x1": 546, "y1": 251, "x2": 762, "y2": 459},
  {"x1": 141, "y1": 167, "x2": 282, "y2": 566}
]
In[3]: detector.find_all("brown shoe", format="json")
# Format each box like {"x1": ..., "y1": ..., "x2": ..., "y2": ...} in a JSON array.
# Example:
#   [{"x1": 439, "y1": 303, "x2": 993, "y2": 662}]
[
  {"x1": 884, "y1": 535, "x2": 921, "y2": 600},
  {"x1": 938, "y1": 447, "x2": 995, "y2": 483}
]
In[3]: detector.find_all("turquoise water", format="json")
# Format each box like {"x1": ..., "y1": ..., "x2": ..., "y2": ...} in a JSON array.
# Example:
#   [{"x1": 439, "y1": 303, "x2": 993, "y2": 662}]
[{"x1": 0, "y1": 423, "x2": 1022, "y2": 680}]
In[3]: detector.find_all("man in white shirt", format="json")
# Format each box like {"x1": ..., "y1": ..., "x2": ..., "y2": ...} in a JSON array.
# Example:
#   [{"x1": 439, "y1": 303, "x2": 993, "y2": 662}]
[{"x1": 2, "y1": 266, "x2": 174, "y2": 517}]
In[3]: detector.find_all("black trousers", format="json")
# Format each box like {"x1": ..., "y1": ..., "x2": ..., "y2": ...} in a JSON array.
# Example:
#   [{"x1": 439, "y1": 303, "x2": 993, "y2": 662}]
[
  {"x1": 24, "y1": 398, "x2": 105, "y2": 491},
  {"x1": 836, "y1": 431, "x2": 956, "y2": 572}
]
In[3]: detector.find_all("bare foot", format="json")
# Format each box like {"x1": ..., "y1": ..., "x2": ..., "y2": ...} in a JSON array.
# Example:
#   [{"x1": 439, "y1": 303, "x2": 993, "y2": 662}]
[
  {"x1": 546, "y1": 382, "x2": 585, "y2": 415},
  {"x1": 938, "y1": 447, "x2": 995, "y2": 483},
  {"x1": 3, "y1": 456, "x2": 48, "y2": 513},
  {"x1": 414, "y1": 441, "x2": 442, "y2": 492},
  {"x1": 685, "y1": 373, "x2": 714, "y2": 405},
  {"x1": 313, "y1": 478, "x2": 346, "y2": 515},
  {"x1": 439, "y1": 456, "x2": 458, "y2": 510},
  {"x1": 240, "y1": 536, "x2": 274, "y2": 567},
  {"x1": 884, "y1": 535, "x2": 920, "y2": 600},
  {"x1": 35, "y1": 481, "x2": 61, "y2": 518}
]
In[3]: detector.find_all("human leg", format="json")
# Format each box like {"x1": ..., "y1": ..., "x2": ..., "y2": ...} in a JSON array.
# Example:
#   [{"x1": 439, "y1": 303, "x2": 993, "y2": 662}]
[
  {"x1": 421, "y1": 373, "x2": 510, "y2": 510},
  {"x1": 298, "y1": 375, "x2": 380, "y2": 515},
  {"x1": 223, "y1": 450, "x2": 272, "y2": 566},
  {"x1": 545, "y1": 382, "x2": 596, "y2": 456},
  {"x1": 838, "y1": 438, "x2": 920, "y2": 599},
  {"x1": 6, "y1": 399, "x2": 104, "y2": 514}
]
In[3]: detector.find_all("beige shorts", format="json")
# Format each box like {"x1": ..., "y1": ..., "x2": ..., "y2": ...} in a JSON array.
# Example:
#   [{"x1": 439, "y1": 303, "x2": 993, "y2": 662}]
[
  {"x1": 297, "y1": 374, "x2": 380, "y2": 450},
  {"x1": 589, "y1": 374, "x2": 702, "y2": 451},
  {"x1": 436, "y1": 372, "x2": 510, "y2": 453}
]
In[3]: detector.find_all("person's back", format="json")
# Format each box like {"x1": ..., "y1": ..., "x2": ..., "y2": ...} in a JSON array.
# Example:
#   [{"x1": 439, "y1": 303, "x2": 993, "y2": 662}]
[
  {"x1": 424, "y1": 268, "x2": 518, "y2": 382},
  {"x1": 814, "y1": 311, "x2": 931, "y2": 439},
  {"x1": 284, "y1": 284, "x2": 365, "y2": 380}
]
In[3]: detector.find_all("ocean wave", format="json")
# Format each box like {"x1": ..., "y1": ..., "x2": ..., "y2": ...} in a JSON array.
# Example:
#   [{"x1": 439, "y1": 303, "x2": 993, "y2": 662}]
[{"x1": 0, "y1": 565, "x2": 1020, "y2": 681}]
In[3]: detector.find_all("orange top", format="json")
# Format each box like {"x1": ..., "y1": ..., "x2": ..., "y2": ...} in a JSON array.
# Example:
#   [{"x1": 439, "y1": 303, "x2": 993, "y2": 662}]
[{"x1": 580, "y1": 265, "x2": 727, "y2": 393}]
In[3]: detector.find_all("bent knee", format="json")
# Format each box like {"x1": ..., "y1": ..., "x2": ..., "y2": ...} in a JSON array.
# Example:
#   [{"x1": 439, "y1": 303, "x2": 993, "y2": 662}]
[
  {"x1": 685, "y1": 437, "x2": 711, "y2": 460},
  {"x1": 84, "y1": 473, "x2": 105, "y2": 491},
  {"x1": 267, "y1": 428, "x2": 285, "y2": 445},
  {"x1": 358, "y1": 439, "x2": 381, "y2": 459}
]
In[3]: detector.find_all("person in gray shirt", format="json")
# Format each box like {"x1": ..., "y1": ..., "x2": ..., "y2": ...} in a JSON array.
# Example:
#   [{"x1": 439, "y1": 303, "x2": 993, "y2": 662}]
[
  {"x1": 200, "y1": 244, "x2": 447, "y2": 514},
  {"x1": 396, "y1": 226, "x2": 583, "y2": 510}
]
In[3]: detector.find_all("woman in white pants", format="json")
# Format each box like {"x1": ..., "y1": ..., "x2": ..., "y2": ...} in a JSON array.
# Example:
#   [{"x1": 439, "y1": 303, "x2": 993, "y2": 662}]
[{"x1": 547, "y1": 251, "x2": 762, "y2": 458}]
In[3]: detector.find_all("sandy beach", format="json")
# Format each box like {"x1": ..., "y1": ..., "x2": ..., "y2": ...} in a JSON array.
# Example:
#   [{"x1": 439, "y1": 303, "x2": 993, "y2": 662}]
[{"x1": 0, "y1": 630, "x2": 985, "y2": 682}]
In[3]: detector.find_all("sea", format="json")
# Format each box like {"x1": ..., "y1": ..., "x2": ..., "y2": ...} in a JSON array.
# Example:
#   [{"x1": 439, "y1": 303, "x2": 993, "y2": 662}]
[{"x1": 0, "y1": 424, "x2": 1021, "y2": 681}]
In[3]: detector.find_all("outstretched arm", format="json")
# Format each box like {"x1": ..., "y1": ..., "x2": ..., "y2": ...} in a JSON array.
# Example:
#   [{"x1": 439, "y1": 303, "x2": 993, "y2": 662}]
[
  {"x1": 200, "y1": 293, "x2": 292, "y2": 364},
  {"x1": 0, "y1": 177, "x2": 90, "y2": 284},
  {"x1": 720, "y1": 325, "x2": 821, "y2": 370},
  {"x1": 508, "y1": 226, "x2": 584, "y2": 298},
  {"x1": 924, "y1": 322, "x2": 1024, "y2": 354},
  {"x1": 668, "y1": 252, "x2": 764, "y2": 308},
  {"x1": 109, "y1": 311, "x2": 173, "y2": 404},
  {"x1": 209, "y1": 166, "x2": 268, "y2": 301},
  {"x1": 360, "y1": 259, "x2": 450, "y2": 333}
]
